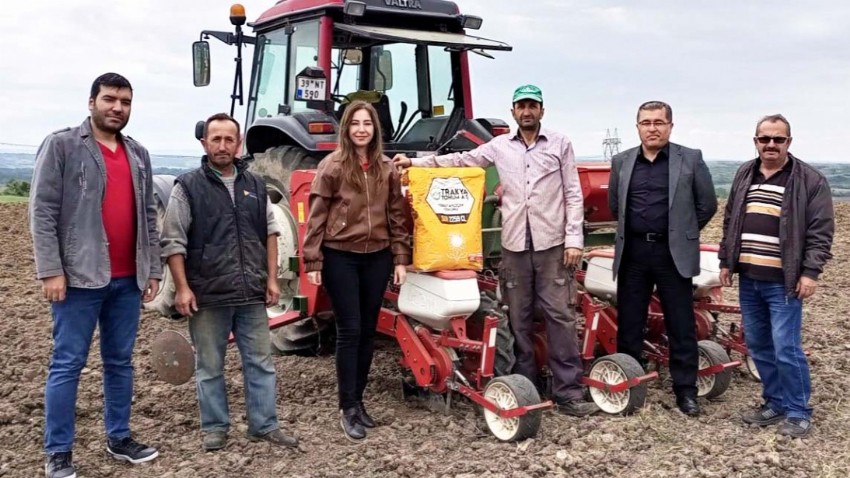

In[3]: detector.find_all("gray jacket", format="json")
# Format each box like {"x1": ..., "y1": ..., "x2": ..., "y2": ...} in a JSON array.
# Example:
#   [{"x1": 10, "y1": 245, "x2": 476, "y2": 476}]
[
  {"x1": 718, "y1": 154, "x2": 833, "y2": 294},
  {"x1": 29, "y1": 118, "x2": 162, "y2": 290},
  {"x1": 608, "y1": 142, "x2": 718, "y2": 279}
]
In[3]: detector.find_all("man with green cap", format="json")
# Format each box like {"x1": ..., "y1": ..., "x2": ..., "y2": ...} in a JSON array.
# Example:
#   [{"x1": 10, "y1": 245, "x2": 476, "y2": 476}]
[{"x1": 394, "y1": 85, "x2": 599, "y2": 417}]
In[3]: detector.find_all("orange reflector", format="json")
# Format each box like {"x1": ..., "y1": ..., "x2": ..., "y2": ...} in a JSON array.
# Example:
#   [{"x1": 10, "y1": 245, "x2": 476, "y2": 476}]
[
  {"x1": 230, "y1": 4, "x2": 246, "y2": 17},
  {"x1": 316, "y1": 142, "x2": 338, "y2": 150},
  {"x1": 308, "y1": 122, "x2": 335, "y2": 134},
  {"x1": 492, "y1": 126, "x2": 510, "y2": 136}
]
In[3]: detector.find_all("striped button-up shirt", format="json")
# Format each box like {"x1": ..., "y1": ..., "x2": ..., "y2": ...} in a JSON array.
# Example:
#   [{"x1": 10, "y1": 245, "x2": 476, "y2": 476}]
[{"x1": 412, "y1": 128, "x2": 584, "y2": 252}]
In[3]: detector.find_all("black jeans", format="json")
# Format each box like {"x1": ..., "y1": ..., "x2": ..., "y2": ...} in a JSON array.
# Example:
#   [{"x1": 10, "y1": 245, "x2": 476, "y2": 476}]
[
  {"x1": 616, "y1": 237, "x2": 698, "y2": 399},
  {"x1": 321, "y1": 246, "x2": 393, "y2": 410}
]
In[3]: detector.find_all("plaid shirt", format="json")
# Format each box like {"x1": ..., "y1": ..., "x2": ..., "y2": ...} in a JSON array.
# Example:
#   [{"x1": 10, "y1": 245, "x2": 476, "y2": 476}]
[{"x1": 412, "y1": 128, "x2": 583, "y2": 252}]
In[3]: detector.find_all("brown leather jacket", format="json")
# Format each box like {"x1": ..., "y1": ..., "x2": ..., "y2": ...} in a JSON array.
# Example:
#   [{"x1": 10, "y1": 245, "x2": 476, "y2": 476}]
[{"x1": 303, "y1": 152, "x2": 411, "y2": 272}]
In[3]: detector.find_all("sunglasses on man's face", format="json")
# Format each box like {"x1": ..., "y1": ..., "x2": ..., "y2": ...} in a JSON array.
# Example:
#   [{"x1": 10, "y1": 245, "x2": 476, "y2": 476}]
[{"x1": 755, "y1": 136, "x2": 789, "y2": 145}]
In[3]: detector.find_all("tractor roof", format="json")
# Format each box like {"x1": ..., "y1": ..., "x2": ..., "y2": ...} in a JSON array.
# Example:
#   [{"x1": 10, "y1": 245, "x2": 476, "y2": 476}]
[{"x1": 253, "y1": 0, "x2": 463, "y2": 30}]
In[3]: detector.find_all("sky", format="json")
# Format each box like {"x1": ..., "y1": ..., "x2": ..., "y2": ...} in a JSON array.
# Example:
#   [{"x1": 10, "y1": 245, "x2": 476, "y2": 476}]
[{"x1": 1, "y1": 0, "x2": 849, "y2": 161}]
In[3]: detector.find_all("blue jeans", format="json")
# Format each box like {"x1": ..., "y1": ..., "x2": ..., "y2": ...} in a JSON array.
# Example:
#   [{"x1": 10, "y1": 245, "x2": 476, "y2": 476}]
[
  {"x1": 44, "y1": 277, "x2": 142, "y2": 453},
  {"x1": 188, "y1": 303, "x2": 279, "y2": 436},
  {"x1": 739, "y1": 276, "x2": 812, "y2": 419}
]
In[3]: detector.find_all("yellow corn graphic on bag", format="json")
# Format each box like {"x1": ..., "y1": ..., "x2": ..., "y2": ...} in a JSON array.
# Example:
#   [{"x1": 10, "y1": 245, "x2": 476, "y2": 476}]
[{"x1": 405, "y1": 167, "x2": 485, "y2": 271}]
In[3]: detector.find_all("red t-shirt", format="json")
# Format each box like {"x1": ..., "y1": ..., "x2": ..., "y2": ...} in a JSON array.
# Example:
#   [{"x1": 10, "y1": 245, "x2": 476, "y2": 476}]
[{"x1": 98, "y1": 142, "x2": 137, "y2": 278}]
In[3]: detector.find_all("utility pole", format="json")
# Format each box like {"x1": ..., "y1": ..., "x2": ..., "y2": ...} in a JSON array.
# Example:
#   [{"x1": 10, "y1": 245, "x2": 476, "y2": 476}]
[{"x1": 602, "y1": 128, "x2": 621, "y2": 161}]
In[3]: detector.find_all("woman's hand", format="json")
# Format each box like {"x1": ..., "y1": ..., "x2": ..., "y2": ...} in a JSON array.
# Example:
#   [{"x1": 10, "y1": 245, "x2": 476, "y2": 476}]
[
  {"x1": 393, "y1": 264, "x2": 407, "y2": 286},
  {"x1": 308, "y1": 271, "x2": 322, "y2": 286}
]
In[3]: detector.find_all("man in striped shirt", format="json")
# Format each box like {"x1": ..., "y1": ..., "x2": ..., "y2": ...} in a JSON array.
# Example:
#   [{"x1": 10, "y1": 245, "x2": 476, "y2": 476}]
[
  {"x1": 394, "y1": 85, "x2": 599, "y2": 417},
  {"x1": 719, "y1": 114, "x2": 834, "y2": 438}
]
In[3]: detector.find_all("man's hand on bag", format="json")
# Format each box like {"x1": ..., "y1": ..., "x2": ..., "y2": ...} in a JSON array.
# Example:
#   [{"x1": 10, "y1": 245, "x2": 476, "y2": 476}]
[
  {"x1": 393, "y1": 264, "x2": 407, "y2": 286},
  {"x1": 42, "y1": 275, "x2": 66, "y2": 302},
  {"x1": 142, "y1": 279, "x2": 160, "y2": 303},
  {"x1": 266, "y1": 279, "x2": 281, "y2": 306},
  {"x1": 564, "y1": 248, "x2": 582, "y2": 269},
  {"x1": 174, "y1": 286, "x2": 198, "y2": 317},
  {"x1": 307, "y1": 271, "x2": 322, "y2": 286},
  {"x1": 796, "y1": 276, "x2": 818, "y2": 299},
  {"x1": 392, "y1": 154, "x2": 412, "y2": 171},
  {"x1": 719, "y1": 268, "x2": 733, "y2": 287}
]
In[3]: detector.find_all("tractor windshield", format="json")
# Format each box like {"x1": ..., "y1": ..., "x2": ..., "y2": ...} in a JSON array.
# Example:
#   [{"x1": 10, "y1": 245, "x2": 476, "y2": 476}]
[{"x1": 247, "y1": 23, "x2": 476, "y2": 141}]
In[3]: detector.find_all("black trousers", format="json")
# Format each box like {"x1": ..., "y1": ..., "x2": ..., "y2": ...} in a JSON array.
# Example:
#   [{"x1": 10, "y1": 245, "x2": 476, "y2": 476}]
[
  {"x1": 321, "y1": 247, "x2": 393, "y2": 410},
  {"x1": 616, "y1": 237, "x2": 698, "y2": 398},
  {"x1": 501, "y1": 245, "x2": 584, "y2": 402}
]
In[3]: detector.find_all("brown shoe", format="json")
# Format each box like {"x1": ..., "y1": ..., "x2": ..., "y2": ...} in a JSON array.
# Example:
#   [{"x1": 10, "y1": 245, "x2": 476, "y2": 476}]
[
  {"x1": 248, "y1": 429, "x2": 299, "y2": 448},
  {"x1": 203, "y1": 431, "x2": 227, "y2": 451}
]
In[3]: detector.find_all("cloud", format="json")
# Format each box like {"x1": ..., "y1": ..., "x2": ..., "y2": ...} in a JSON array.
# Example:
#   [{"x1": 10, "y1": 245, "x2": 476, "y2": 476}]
[{"x1": 1, "y1": 0, "x2": 849, "y2": 161}]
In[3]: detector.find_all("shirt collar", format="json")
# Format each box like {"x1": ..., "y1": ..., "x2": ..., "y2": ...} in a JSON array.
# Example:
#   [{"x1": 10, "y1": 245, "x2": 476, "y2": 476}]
[{"x1": 511, "y1": 125, "x2": 549, "y2": 144}]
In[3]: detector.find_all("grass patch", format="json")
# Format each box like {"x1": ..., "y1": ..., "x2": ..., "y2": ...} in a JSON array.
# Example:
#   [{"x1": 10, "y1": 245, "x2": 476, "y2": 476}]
[{"x1": 0, "y1": 195, "x2": 28, "y2": 203}]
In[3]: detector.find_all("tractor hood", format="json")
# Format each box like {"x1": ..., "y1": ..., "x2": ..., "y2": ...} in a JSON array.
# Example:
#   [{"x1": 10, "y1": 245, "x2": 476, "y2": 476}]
[{"x1": 335, "y1": 24, "x2": 511, "y2": 51}]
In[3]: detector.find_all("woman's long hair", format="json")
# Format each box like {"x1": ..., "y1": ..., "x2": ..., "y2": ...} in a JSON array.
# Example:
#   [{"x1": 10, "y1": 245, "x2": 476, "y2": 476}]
[{"x1": 337, "y1": 100, "x2": 386, "y2": 192}]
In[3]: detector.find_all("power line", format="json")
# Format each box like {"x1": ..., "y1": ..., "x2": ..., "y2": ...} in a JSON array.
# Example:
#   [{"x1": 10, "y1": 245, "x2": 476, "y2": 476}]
[{"x1": 602, "y1": 128, "x2": 621, "y2": 161}]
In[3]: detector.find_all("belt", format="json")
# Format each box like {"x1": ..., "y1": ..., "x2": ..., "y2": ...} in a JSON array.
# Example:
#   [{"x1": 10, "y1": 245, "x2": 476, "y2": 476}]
[{"x1": 631, "y1": 232, "x2": 667, "y2": 242}]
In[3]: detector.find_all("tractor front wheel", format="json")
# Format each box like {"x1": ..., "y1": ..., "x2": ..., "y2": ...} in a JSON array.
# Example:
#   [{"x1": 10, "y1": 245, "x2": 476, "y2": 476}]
[
  {"x1": 482, "y1": 375, "x2": 542, "y2": 442},
  {"x1": 587, "y1": 353, "x2": 647, "y2": 415}
]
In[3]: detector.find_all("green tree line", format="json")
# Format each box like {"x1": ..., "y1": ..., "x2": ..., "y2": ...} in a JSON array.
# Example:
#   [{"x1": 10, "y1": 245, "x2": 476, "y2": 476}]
[{"x1": 2, "y1": 180, "x2": 30, "y2": 197}]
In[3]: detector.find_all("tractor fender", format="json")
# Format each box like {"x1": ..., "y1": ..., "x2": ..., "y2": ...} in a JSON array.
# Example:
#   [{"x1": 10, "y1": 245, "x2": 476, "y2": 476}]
[{"x1": 245, "y1": 111, "x2": 338, "y2": 156}]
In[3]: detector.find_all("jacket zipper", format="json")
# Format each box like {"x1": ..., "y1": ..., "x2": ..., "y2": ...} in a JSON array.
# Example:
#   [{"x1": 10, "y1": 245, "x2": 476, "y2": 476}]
[
  {"x1": 364, "y1": 170, "x2": 372, "y2": 253},
  {"x1": 215, "y1": 172, "x2": 249, "y2": 299}
]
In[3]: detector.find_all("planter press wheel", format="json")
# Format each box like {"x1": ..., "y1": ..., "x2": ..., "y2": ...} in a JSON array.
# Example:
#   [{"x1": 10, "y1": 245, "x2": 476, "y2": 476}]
[
  {"x1": 482, "y1": 375, "x2": 542, "y2": 442},
  {"x1": 587, "y1": 353, "x2": 647, "y2": 415},
  {"x1": 697, "y1": 340, "x2": 733, "y2": 399}
]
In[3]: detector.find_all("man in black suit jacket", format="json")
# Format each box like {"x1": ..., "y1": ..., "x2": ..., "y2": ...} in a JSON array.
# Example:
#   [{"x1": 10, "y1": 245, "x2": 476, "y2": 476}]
[{"x1": 608, "y1": 101, "x2": 717, "y2": 416}]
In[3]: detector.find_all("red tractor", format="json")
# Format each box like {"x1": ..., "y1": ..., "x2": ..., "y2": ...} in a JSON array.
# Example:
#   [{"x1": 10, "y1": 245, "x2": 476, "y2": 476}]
[{"x1": 148, "y1": 0, "x2": 745, "y2": 442}]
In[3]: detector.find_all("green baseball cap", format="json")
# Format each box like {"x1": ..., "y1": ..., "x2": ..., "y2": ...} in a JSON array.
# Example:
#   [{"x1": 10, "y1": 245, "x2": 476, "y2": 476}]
[{"x1": 512, "y1": 84, "x2": 543, "y2": 104}]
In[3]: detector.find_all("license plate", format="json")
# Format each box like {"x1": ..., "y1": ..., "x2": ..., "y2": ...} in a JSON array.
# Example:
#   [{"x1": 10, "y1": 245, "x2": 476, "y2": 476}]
[{"x1": 295, "y1": 76, "x2": 326, "y2": 101}]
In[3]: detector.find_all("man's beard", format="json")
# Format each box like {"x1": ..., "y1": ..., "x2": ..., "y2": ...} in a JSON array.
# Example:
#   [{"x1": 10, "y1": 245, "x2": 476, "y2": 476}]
[{"x1": 91, "y1": 110, "x2": 128, "y2": 134}]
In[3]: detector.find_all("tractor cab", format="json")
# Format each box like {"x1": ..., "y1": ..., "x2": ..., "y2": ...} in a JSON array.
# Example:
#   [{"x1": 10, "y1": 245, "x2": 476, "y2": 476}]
[{"x1": 194, "y1": 0, "x2": 512, "y2": 159}]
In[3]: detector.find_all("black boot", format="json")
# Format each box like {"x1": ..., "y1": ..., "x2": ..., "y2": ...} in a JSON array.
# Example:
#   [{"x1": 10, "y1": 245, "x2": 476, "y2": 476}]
[
  {"x1": 340, "y1": 407, "x2": 366, "y2": 442},
  {"x1": 356, "y1": 402, "x2": 376, "y2": 428}
]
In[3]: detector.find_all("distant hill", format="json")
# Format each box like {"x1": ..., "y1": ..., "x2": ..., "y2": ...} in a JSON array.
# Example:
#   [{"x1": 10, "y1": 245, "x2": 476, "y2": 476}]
[{"x1": 3, "y1": 152, "x2": 850, "y2": 198}]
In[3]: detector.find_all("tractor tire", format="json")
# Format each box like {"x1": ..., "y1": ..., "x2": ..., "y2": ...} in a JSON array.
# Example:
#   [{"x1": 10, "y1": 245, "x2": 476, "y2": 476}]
[
  {"x1": 250, "y1": 145, "x2": 321, "y2": 203},
  {"x1": 144, "y1": 182, "x2": 179, "y2": 319},
  {"x1": 251, "y1": 145, "x2": 323, "y2": 354},
  {"x1": 587, "y1": 353, "x2": 648, "y2": 415},
  {"x1": 482, "y1": 374, "x2": 542, "y2": 442},
  {"x1": 468, "y1": 294, "x2": 516, "y2": 377},
  {"x1": 697, "y1": 340, "x2": 733, "y2": 399}
]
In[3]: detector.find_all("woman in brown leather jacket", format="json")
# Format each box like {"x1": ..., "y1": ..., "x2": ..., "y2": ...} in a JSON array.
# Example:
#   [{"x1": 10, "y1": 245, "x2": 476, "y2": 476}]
[{"x1": 302, "y1": 101, "x2": 411, "y2": 442}]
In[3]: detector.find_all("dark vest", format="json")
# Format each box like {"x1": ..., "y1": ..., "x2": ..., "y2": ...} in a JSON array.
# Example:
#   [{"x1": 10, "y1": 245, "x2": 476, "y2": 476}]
[{"x1": 176, "y1": 159, "x2": 269, "y2": 308}]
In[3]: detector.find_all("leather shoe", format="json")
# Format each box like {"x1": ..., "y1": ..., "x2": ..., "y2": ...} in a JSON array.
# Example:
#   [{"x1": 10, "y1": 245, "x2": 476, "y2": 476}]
[
  {"x1": 340, "y1": 407, "x2": 366, "y2": 442},
  {"x1": 356, "y1": 402, "x2": 376, "y2": 428},
  {"x1": 676, "y1": 396, "x2": 700, "y2": 416},
  {"x1": 248, "y1": 428, "x2": 299, "y2": 448}
]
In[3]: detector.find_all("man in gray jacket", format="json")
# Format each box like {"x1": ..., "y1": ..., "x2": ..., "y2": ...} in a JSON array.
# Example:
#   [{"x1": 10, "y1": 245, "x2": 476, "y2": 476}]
[
  {"x1": 30, "y1": 73, "x2": 162, "y2": 478},
  {"x1": 608, "y1": 101, "x2": 717, "y2": 417},
  {"x1": 719, "y1": 114, "x2": 833, "y2": 438}
]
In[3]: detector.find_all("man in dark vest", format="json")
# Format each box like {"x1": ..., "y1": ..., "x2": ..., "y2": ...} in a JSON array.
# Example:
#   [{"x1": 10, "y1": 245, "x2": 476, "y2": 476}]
[{"x1": 160, "y1": 113, "x2": 298, "y2": 451}]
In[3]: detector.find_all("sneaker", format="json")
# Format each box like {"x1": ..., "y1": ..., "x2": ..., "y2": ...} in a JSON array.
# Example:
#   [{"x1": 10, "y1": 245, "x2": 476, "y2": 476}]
[
  {"x1": 106, "y1": 437, "x2": 159, "y2": 464},
  {"x1": 44, "y1": 452, "x2": 76, "y2": 478},
  {"x1": 742, "y1": 405, "x2": 786, "y2": 426},
  {"x1": 556, "y1": 399, "x2": 600, "y2": 417},
  {"x1": 203, "y1": 431, "x2": 227, "y2": 451},
  {"x1": 248, "y1": 428, "x2": 299, "y2": 448},
  {"x1": 777, "y1": 417, "x2": 813, "y2": 438}
]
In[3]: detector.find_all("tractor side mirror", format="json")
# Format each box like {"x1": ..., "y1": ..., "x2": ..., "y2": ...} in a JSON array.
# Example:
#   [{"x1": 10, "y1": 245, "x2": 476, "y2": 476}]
[
  {"x1": 374, "y1": 50, "x2": 393, "y2": 92},
  {"x1": 192, "y1": 41, "x2": 211, "y2": 87}
]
